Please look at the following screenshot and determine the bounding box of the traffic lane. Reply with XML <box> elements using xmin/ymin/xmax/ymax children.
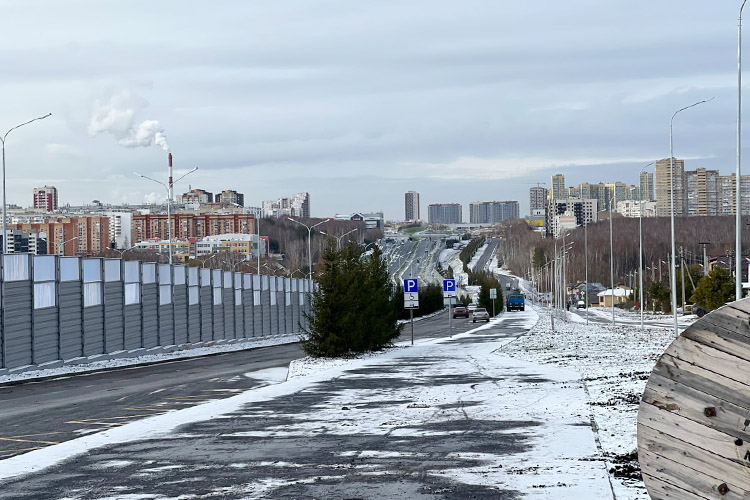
<box><xmin>0</xmin><ymin>314</ymin><xmax>535</xmax><ymax>499</ymax></box>
<box><xmin>0</xmin><ymin>342</ymin><xmax>304</xmax><ymax>460</ymax></box>
<box><xmin>0</xmin><ymin>311</ymin><xmax>468</xmax><ymax>460</ymax></box>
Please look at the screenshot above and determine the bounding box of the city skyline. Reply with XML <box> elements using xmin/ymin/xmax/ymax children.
<box><xmin>0</xmin><ymin>2</ymin><xmax>746</xmax><ymax>220</ymax></box>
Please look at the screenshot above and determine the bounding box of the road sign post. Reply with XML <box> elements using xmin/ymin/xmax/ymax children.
<box><xmin>404</xmin><ymin>279</ymin><xmax>419</xmax><ymax>345</ymax></box>
<box><xmin>490</xmin><ymin>288</ymin><xmax>497</xmax><ymax>317</ymax></box>
<box><xmin>443</xmin><ymin>279</ymin><xmax>456</xmax><ymax>332</ymax></box>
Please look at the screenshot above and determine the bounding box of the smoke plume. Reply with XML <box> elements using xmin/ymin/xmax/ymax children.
<box><xmin>88</xmin><ymin>90</ymin><xmax>170</xmax><ymax>151</ymax></box>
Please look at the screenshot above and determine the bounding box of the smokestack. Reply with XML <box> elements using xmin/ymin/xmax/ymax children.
<box><xmin>168</xmin><ymin>152</ymin><xmax>173</xmax><ymax>184</ymax></box>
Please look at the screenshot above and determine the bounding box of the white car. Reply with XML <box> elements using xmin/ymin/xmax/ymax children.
<box><xmin>472</xmin><ymin>308</ymin><xmax>490</xmax><ymax>323</ymax></box>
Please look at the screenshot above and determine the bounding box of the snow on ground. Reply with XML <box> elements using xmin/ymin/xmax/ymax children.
<box><xmin>500</xmin><ymin>305</ymin><xmax>676</xmax><ymax>499</ymax></box>
<box><xmin>1</xmin><ymin>310</ymin><xmax>619</xmax><ymax>499</ymax></box>
<box><xmin>467</xmin><ymin>241</ymin><xmax>488</xmax><ymax>272</ymax></box>
<box><xmin>0</xmin><ymin>334</ymin><xmax>300</xmax><ymax>385</ymax></box>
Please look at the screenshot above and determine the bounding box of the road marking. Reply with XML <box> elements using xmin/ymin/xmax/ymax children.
<box><xmin>0</xmin><ymin>437</ymin><xmax>60</xmax><ymax>445</ymax></box>
<box><xmin>0</xmin><ymin>432</ymin><xmax>65</xmax><ymax>438</ymax></box>
<box><xmin>123</xmin><ymin>406</ymin><xmax>167</xmax><ymax>412</ymax></box>
<box><xmin>65</xmin><ymin>421</ymin><xmax>123</xmax><ymax>427</ymax></box>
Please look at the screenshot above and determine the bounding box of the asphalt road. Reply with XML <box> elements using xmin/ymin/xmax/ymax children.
<box><xmin>0</xmin><ymin>312</ymin><xmax>536</xmax><ymax>500</ymax></box>
<box><xmin>0</xmin><ymin>312</ymin><xmax>479</xmax><ymax>461</ymax></box>
<box><xmin>472</xmin><ymin>237</ymin><xmax>499</xmax><ymax>273</ymax></box>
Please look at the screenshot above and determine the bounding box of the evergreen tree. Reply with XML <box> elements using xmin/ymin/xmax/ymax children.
<box><xmin>690</xmin><ymin>267</ymin><xmax>734</xmax><ymax>312</ymax></box>
<box><xmin>302</xmin><ymin>243</ymin><xmax>402</xmax><ymax>357</ymax></box>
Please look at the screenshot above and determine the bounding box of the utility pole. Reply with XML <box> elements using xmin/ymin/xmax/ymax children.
<box><xmin>680</xmin><ymin>246</ymin><xmax>686</xmax><ymax>312</ymax></box>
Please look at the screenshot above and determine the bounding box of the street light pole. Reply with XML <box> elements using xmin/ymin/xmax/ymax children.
<box><xmin>134</xmin><ymin>166</ymin><xmax>197</xmax><ymax>265</ymax></box>
<box><xmin>738</xmin><ymin>0</ymin><xmax>748</xmax><ymax>301</ymax></box>
<box><xmin>609</xmin><ymin>195</ymin><xmax>615</xmax><ymax>327</ymax></box>
<box><xmin>670</xmin><ymin>98</ymin><xmax>713</xmax><ymax>336</ymax></box>
<box><xmin>321</xmin><ymin>228</ymin><xmax>358</xmax><ymax>250</ymax></box>
<box><xmin>288</xmin><ymin>217</ymin><xmax>331</xmax><ymax>279</ymax></box>
<box><xmin>639</xmin><ymin>161</ymin><xmax>655</xmax><ymax>331</ymax></box>
<box><xmin>1</xmin><ymin>113</ymin><xmax>52</xmax><ymax>254</ymax></box>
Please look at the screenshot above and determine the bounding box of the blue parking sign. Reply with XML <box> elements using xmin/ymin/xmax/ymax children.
<box><xmin>443</xmin><ymin>279</ymin><xmax>456</xmax><ymax>293</ymax></box>
<box><xmin>404</xmin><ymin>278</ymin><xmax>419</xmax><ymax>293</ymax></box>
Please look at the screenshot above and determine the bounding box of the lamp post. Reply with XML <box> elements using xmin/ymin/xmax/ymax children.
<box><xmin>739</xmin><ymin>0</ymin><xmax>748</xmax><ymax>301</ymax></box>
<box><xmin>59</xmin><ymin>236</ymin><xmax>79</xmax><ymax>256</ymax></box>
<box><xmin>670</xmin><ymin>98</ymin><xmax>713</xmax><ymax>336</ymax></box>
<box><xmin>288</xmin><ymin>217</ymin><xmax>331</xmax><ymax>279</ymax></box>
<box><xmin>584</xmin><ymin>214</ymin><xmax>589</xmax><ymax>325</ymax></box>
<box><xmin>320</xmin><ymin>228</ymin><xmax>358</xmax><ymax>250</ymax></box>
<box><xmin>1</xmin><ymin>113</ymin><xmax>52</xmax><ymax>254</ymax></box>
<box><xmin>639</xmin><ymin>161</ymin><xmax>655</xmax><ymax>331</ymax></box>
<box><xmin>112</xmin><ymin>247</ymin><xmax>133</xmax><ymax>259</ymax></box>
<box><xmin>609</xmin><ymin>195</ymin><xmax>615</xmax><ymax>326</ymax></box>
<box><xmin>134</xmin><ymin>166</ymin><xmax>198</xmax><ymax>265</ymax></box>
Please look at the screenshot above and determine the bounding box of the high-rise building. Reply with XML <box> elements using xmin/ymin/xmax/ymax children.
<box><xmin>132</xmin><ymin>213</ymin><xmax>256</xmax><ymax>243</ymax></box>
<box><xmin>428</xmin><ymin>203</ymin><xmax>462</xmax><ymax>224</ymax></box>
<box><xmin>529</xmin><ymin>187</ymin><xmax>547</xmax><ymax>212</ymax></box>
<box><xmin>685</xmin><ymin>168</ymin><xmax>720</xmax><ymax>216</ymax></box>
<box><xmin>604</xmin><ymin>182</ymin><xmax>630</xmax><ymax>208</ymax></box>
<box><xmin>216</xmin><ymin>189</ymin><xmax>245</xmax><ymax>207</ymax></box>
<box><xmin>546</xmin><ymin>198</ymin><xmax>598</xmax><ymax>237</ymax></box>
<box><xmin>178</xmin><ymin>188</ymin><xmax>213</xmax><ymax>205</ymax></box>
<box><xmin>717</xmin><ymin>174</ymin><xmax>750</xmax><ymax>215</ymax></box>
<box><xmin>404</xmin><ymin>191</ymin><xmax>420</xmax><ymax>221</ymax></box>
<box><xmin>12</xmin><ymin>216</ymin><xmax>110</xmax><ymax>255</ymax></box>
<box><xmin>33</xmin><ymin>186</ymin><xmax>58</xmax><ymax>212</ymax></box>
<box><xmin>639</xmin><ymin>172</ymin><xmax>654</xmax><ymax>201</ymax></box>
<box><xmin>469</xmin><ymin>201</ymin><xmax>519</xmax><ymax>224</ymax></box>
<box><xmin>565</xmin><ymin>186</ymin><xmax>579</xmax><ymax>199</ymax></box>
<box><xmin>655</xmin><ymin>158</ymin><xmax>687</xmax><ymax>216</ymax></box>
<box><xmin>262</xmin><ymin>192</ymin><xmax>310</xmax><ymax>218</ymax></box>
<box><xmin>549</xmin><ymin>174</ymin><xmax>565</xmax><ymax>201</ymax></box>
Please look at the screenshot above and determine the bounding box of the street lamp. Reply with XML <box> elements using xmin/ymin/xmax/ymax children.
<box><xmin>739</xmin><ymin>0</ymin><xmax>748</xmax><ymax>301</ymax></box>
<box><xmin>669</xmin><ymin>98</ymin><xmax>713</xmax><ymax>335</ymax></box>
<box><xmin>1</xmin><ymin>113</ymin><xmax>52</xmax><ymax>254</ymax></box>
<box><xmin>134</xmin><ymin>166</ymin><xmax>198</xmax><ymax>265</ymax></box>
<box><xmin>609</xmin><ymin>195</ymin><xmax>616</xmax><ymax>326</ymax></box>
<box><xmin>639</xmin><ymin>161</ymin><xmax>655</xmax><ymax>331</ymax></box>
<box><xmin>320</xmin><ymin>228</ymin><xmax>358</xmax><ymax>250</ymax></box>
<box><xmin>59</xmin><ymin>235</ymin><xmax>79</xmax><ymax>256</ymax></box>
<box><xmin>288</xmin><ymin>217</ymin><xmax>331</xmax><ymax>279</ymax></box>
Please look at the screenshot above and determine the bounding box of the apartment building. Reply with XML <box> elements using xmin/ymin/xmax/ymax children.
<box><xmin>685</xmin><ymin>168</ymin><xmax>720</xmax><ymax>216</ymax></box>
<box><xmin>639</xmin><ymin>172</ymin><xmax>654</xmax><ymax>201</ymax></box>
<box><xmin>404</xmin><ymin>191</ymin><xmax>420</xmax><ymax>221</ymax></box>
<box><xmin>132</xmin><ymin>213</ymin><xmax>256</xmax><ymax>244</ymax></box>
<box><xmin>529</xmin><ymin>187</ymin><xmax>547</xmax><ymax>212</ymax></box>
<box><xmin>546</xmin><ymin>198</ymin><xmax>598</xmax><ymax>236</ymax></box>
<box><xmin>549</xmin><ymin>174</ymin><xmax>565</xmax><ymax>201</ymax></box>
<box><xmin>215</xmin><ymin>190</ymin><xmax>245</xmax><ymax>207</ymax></box>
<box><xmin>12</xmin><ymin>216</ymin><xmax>110</xmax><ymax>255</ymax></box>
<box><xmin>655</xmin><ymin>158</ymin><xmax>688</xmax><ymax>216</ymax></box>
<box><xmin>428</xmin><ymin>203</ymin><xmax>463</xmax><ymax>224</ymax></box>
<box><xmin>469</xmin><ymin>201</ymin><xmax>519</xmax><ymax>224</ymax></box>
<box><xmin>263</xmin><ymin>192</ymin><xmax>310</xmax><ymax>218</ymax></box>
<box><xmin>33</xmin><ymin>186</ymin><xmax>58</xmax><ymax>212</ymax></box>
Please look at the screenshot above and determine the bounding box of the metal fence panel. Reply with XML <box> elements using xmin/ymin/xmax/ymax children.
<box><xmin>4</xmin><ymin>280</ymin><xmax>33</xmax><ymax>368</ymax></box>
<box><xmin>242</xmin><ymin>274</ymin><xmax>253</xmax><ymax>338</ymax></box>
<box><xmin>200</xmin><ymin>268</ymin><xmax>213</xmax><ymax>341</ymax></box>
<box><xmin>59</xmin><ymin>280</ymin><xmax>83</xmax><ymax>360</ymax></box>
<box><xmin>212</xmin><ymin>270</ymin><xmax>225</xmax><ymax>340</ymax></box>
<box><xmin>103</xmin><ymin>281</ymin><xmax>125</xmax><ymax>353</ymax></box>
<box><xmin>173</xmin><ymin>267</ymin><xmax>188</xmax><ymax>345</ymax></box>
<box><xmin>141</xmin><ymin>283</ymin><xmax>159</xmax><ymax>349</ymax></box>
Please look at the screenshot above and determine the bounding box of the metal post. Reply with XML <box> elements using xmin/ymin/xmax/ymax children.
<box><xmin>585</xmin><ymin>216</ymin><xmax>589</xmax><ymax>325</ymax></box>
<box><xmin>680</xmin><ymin>246</ymin><xmax>686</xmax><ymax>312</ymax></box>
<box><xmin>1</xmin><ymin>113</ymin><xmax>52</xmax><ymax>254</ymax></box>
<box><xmin>410</xmin><ymin>308</ymin><xmax>414</xmax><ymax>345</ymax></box>
<box><xmin>670</xmin><ymin>98</ymin><xmax>713</xmax><ymax>335</ymax></box>
<box><xmin>639</xmin><ymin>162</ymin><xmax>653</xmax><ymax>331</ymax></box>
<box><xmin>738</xmin><ymin>0</ymin><xmax>747</xmax><ymax>301</ymax></box>
<box><xmin>610</xmin><ymin>196</ymin><xmax>615</xmax><ymax>326</ymax></box>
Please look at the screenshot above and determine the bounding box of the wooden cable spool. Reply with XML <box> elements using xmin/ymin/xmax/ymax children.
<box><xmin>637</xmin><ymin>299</ymin><xmax>750</xmax><ymax>498</ymax></box>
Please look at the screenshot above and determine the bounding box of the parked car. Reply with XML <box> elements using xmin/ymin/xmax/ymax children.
<box><xmin>468</xmin><ymin>303</ymin><xmax>478</xmax><ymax>312</ymax></box>
<box><xmin>506</xmin><ymin>293</ymin><xmax>525</xmax><ymax>312</ymax></box>
<box><xmin>577</xmin><ymin>300</ymin><xmax>586</xmax><ymax>309</ymax></box>
<box><xmin>452</xmin><ymin>305</ymin><xmax>469</xmax><ymax>318</ymax></box>
<box><xmin>472</xmin><ymin>307</ymin><xmax>490</xmax><ymax>323</ymax></box>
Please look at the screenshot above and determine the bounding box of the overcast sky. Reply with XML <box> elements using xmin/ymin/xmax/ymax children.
<box><xmin>0</xmin><ymin>1</ymin><xmax>746</xmax><ymax>220</ymax></box>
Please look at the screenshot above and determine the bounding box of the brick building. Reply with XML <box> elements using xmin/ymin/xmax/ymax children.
<box><xmin>132</xmin><ymin>213</ymin><xmax>256</xmax><ymax>244</ymax></box>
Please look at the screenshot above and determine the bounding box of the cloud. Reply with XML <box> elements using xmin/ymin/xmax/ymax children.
<box><xmin>88</xmin><ymin>89</ymin><xmax>170</xmax><ymax>151</ymax></box>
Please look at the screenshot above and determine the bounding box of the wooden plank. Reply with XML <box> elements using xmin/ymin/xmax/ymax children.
<box><xmin>638</xmin><ymin>422</ymin><xmax>750</xmax><ymax>495</ymax></box>
<box><xmin>639</xmin><ymin>300</ymin><xmax>750</xmax><ymax>498</ymax></box>
<box><xmin>642</xmin><ymin>471</ymin><xmax>744</xmax><ymax>500</ymax></box>
<box><xmin>665</xmin><ymin>336</ymin><xmax>750</xmax><ymax>386</ymax></box>
<box><xmin>638</xmin><ymin>403</ymin><xmax>749</xmax><ymax>469</ymax></box>
<box><xmin>700</xmin><ymin>304</ymin><xmax>750</xmax><ymax>341</ymax></box>
<box><xmin>683</xmin><ymin>325</ymin><xmax>750</xmax><ymax>364</ymax></box>
<box><xmin>642</xmin><ymin>372</ymin><xmax>750</xmax><ymax>443</ymax></box>
<box><xmin>651</xmin><ymin>354</ymin><xmax>750</xmax><ymax>412</ymax></box>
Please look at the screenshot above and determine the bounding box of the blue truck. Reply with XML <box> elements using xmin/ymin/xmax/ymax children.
<box><xmin>506</xmin><ymin>293</ymin><xmax>525</xmax><ymax>312</ymax></box>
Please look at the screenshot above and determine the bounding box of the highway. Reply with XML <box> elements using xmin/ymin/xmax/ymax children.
<box><xmin>0</xmin><ymin>312</ymin><xmax>479</xmax><ymax>460</ymax></box>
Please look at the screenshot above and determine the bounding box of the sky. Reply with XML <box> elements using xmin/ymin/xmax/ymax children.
<box><xmin>0</xmin><ymin>1</ymin><xmax>746</xmax><ymax>220</ymax></box>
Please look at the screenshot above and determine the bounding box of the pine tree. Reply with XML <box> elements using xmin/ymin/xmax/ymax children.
<box><xmin>301</xmin><ymin>244</ymin><xmax>402</xmax><ymax>357</ymax></box>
